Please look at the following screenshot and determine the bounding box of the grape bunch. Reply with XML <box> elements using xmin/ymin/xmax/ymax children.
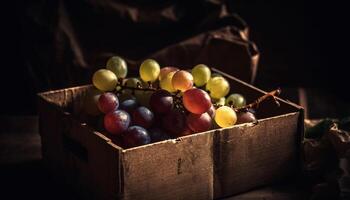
<box><xmin>87</xmin><ymin>56</ymin><xmax>257</xmax><ymax>148</ymax></box>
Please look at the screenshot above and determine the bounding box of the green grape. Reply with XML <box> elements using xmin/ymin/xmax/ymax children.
<box><xmin>139</xmin><ymin>59</ymin><xmax>160</xmax><ymax>82</ymax></box>
<box><xmin>215</xmin><ymin>97</ymin><xmax>226</xmax><ymax>106</ymax></box>
<box><xmin>192</xmin><ymin>64</ymin><xmax>211</xmax><ymax>87</ymax></box>
<box><xmin>116</xmin><ymin>85</ymin><xmax>122</xmax><ymax>92</ymax></box>
<box><xmin>124</xmin><ymin>78</ymin><xmax>141</xmax><ymax>89</ymax></box>
<box><xmin>92</xmin><ymin>69</ymin><xmax>118</xmax><ymax>91</ymax></box>
<box><xmin>106</xmin><ymin>56</ymin><xmax>128</xmax><ymax>78</ymax></box>
<box><xmin>119</xmin><ymin>78</ymin><xmax>141</xmax><ymax>101</ymax></box>
<box><xmin>160</xmin><ymin>71</ymin><xmax>176</xmax><ymax>92</ymax></box>
<box><xmin>205</xmin><ymin>77</ymin><xmax>230</xmax><ymax>99</ymax></box>
<box><xmin>225</xmin><ymin>93</ymin><xmax>246</xmax><ymax>108</ymax></box>
<box><xmin>214</xmin><ymin>106</ymin><xmax>237</xmax><ymax>128</ymax></box>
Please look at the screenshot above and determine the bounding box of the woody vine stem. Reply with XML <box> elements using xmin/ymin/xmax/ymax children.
<box><xmin>114</xmin><ymin>78</ymin><xmax>281</xmax><ymax>113</ymax></box>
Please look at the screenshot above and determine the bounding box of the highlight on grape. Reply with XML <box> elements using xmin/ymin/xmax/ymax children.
<box><xmin>87</xmin><ymin>56</ymin><xmax>279</xmax><ymax>148</ymax></box>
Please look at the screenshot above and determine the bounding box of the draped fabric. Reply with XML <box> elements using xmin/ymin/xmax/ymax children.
<box><xmin>22</xmin><ymin>0</ymin><xmax>258</xmax><ymax>92</ymax></box>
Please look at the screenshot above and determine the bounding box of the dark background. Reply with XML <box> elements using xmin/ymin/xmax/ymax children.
<box><xmin>0</xmin><ymin>1</ymin><xmax>349</xmax><ymax>199</ymax></box>
<box><xmin>1</xmin><ymin>0</ymin><xmax>348</xmax><ymax>116</ymax></box>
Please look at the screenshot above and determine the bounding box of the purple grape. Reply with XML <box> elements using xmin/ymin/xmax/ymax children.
<box><xmin>120</xmin><ymin>99</ymin><xmax>138</xmax><ymax>113</ymax></box>
<box><xmin>104</xmin><ymin>110</ymin><xmax>130</xmax><ymax>135</ymax></box>
<box><xmin>150</xmin><ymin>90</ymin><xmax>173</xmax><ymax>114</ymax></box>
<box><xmin>132</xmin><ymin>106</ymin><xmax>154</xmax><ymax>128</ymax></box>
<box><xmin>162</xmin><ymin>110</ymin><xmax>187</xmax><ymax>137</ymax></box>
<box><xmin>122</xmin><ymin>126</ymin><xmax>151</xmax><ymax>148</ymax></box>
<box><xmin>149</xmin><ymin>128</ymin><xmax>171</xmax><ymax>142</ymax></box>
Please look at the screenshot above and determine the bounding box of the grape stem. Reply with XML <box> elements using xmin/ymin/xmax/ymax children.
<box><xmin>115</xmin><ymin>77</ymin><xmax>281</xmax><ymax>114</ymax></box>
<box><xmin>234</xmin><ymin>88</ymin><xmax>282</xmax><ymax>112</ymax></box>
<box><xmin>121</xmin><ymin>85</ymin><xmax>157</xmax><ymax>92</ymax></box>
<box><xmin>115</xmin><ymin>78</ymin><xmax>157</xmax><ymax>93</ymax></box>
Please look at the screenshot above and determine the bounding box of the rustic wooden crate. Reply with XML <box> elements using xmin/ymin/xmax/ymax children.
<box><xmin>38</xmin><ymin>69</ymin><xmax>304</xmax><ymax>200</ymax></box>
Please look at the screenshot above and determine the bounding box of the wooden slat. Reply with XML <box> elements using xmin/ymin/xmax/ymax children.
<box><xmin>38</xmin><ymin>88</ymin><xmax>122</xmax><ymax>200</ymax></box>
<box><xmin>37</xmin><ymin>69</ymin><xmax>303</xmax><ymax>199</ymax></box>
<box><xmin>214</xmin><ymin>112</ymin><xmax>300</xmax><ymax>198</ymax></box>
<box><xmin>121</xmin><ymin>131</ymin><xmax>215</xmax><ymax>200</ymax></box>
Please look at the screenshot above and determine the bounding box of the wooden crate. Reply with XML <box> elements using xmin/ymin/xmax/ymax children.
<box><xmin>38</xmin><ymin>69</ymin><xmax>304</xmax><ymax>200</ymax></box>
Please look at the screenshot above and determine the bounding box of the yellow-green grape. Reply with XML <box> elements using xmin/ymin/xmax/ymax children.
<box><xmin>215</xmin><ymin>97</ymin><xmax>226</xmax><ymax>106</ymax></box>
<box><xmin>192</xmin><ymin>64</ymin><xmax>211</xmax><ymax>87</ymax></box>
<box><xmin>206</xmin><ymin>76</ymin><xmax>230</xmax><ymax>99</ymax></box>
<box><xmin>119</xmin><ymin>78</ymin><xmax>141</xmax><ymax>101</ymax></box>
<box><xmin>92</xmin><ymin>69</ymin><xmax>117</xmax><ymax>91</ymax></box>
<box><xmin>139</xmin><ymin>59</ymin><xmax>160</xmax><ymax>82</ymax></box>
<box><xmin>160</xmin><ymin>71</ymin><xmax>176</xmax><ymax>92</ymax></box>
<box><xmin>106</xmin><ymin>56</ymin><xmax>128</xmax><ymax>78</ymax></box>
<box><xmin>214</xmin><ymin>106</ymin><xmax>237</xmax><ymax>128</ymax></box>
<box><xmin>116</xmin><ymin>85</ymin><xmax>122</xmax><ymax>92</ymax></box>
<box><xmin>83</xmin><ymin>88</ymin><xmax>102</xmax><ymax>116</ymax></box>
<box><xmin>124</xmin><ymin>78</ymin><xmax>141</xmax><ymax>90</ymax></box>
<box><xmin>225</xmin><ymin>93</ymin><xmax>246</xmax><ymax>108</ymax></box>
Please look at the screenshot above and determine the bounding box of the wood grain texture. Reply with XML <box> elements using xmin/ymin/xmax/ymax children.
<box><xmin>37</xmin><ymin>70</ymin><xmax>303</xmax><ymax>199</ymax></box>
<box><xmin>214</xmin><ymin>112</ymin><xmax>300</xmax><ymax>198</ymax></box>
<box><xmin>122</xmin><ymin>131</ymin><xmax>215</xmax><ymax>200</ymax></box>
<box><xmin>38</xmin><ymin>93</ymin><xmax>121</xmax><ymax>200</ymax></box>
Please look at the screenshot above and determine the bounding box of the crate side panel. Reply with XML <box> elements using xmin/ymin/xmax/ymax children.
<box><xmin>214</xmin><ymin>112</ymin><xmax>300</xmax><ymax>198</ymax></box>
<box><xmin>38</xmin><ymin>91</ymin><xmax>121</xmax><ymax>200</ymax></box>
<box><xmin>38</xmin><ymin>96</ymin><xmax>67</xmax><ymax>178</ymax></box>
<box><xmin>66</xmin><ymin>118</ymin><xmax>121</xmax><ymax>200</ymax></box>
<box><xmin>39</xmin><ymin>85</ymin><xmax>91</xmax><ymax>107</ymax></box>
<box><xmin>121</xmin><ymin>132</ymin><xmax>214</xmax><ymax>200</ymax></box>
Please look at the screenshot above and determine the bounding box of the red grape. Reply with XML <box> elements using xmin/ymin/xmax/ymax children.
<box><xmin>183</xmin><ymin>88</ymin><xmax>212</xmax><ymax>114</ymax></box>
<box><xmin>186</xmin><ymin>112</ymin><xmax>212</xmax><ymax>133</ymax></box>
<box><xmin>132</xmin><ymin>106</ymin><xmax>154</xmax><ymax>128</ymax></box>
<box><xmin>207</xmin><ymin>105</ymin><xmax>216</xmax><ymax>118</ymax></box>
<box><xmin>150</xmin><ymin>90</ymin><xmax>173</xmax><ymax>114</ymax></box>
<box><xmin>98</xmin><ymin>92</ymin><xmax>119</xmax><ymax>114</ymax></box>
<box><xmin>236</xmin><ymin>111</ymin><xmax>257</xmax><ymax>124</ymax></box>
<box><xmin>162</xmin><ymin>110</ymin><xmax>187</xmax><ymax>137</ymax></box>
<box><xmin>104</xmin><ymin>110</ymin><xmax>130</xmax><ymax>135</ymax></box>
<box><xmin>122</xmin><ymin>126</ymin><xmax>151</xmax><ymax>148</ymax></box>
<box><xmin>178</xmin><ymin>125</ymin><xmax>193</xmax><ymax>137</ymax></box>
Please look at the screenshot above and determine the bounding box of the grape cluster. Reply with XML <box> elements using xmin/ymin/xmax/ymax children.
<box><xmin>87</xmin><ymin>56</ymin><xmax>257</xmax><ymax>148</ymax></box>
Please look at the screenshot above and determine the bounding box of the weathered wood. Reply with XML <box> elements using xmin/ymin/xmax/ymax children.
<box><xmin>122</xmin><ymin>131</ymin><xmax>215</xmax><ymax>200</ymax></box>
<box><xmin>37</xmin><ymin>71</ymin><xmax>303</xmax><ymax>200</ymax></box>
<box><xmin>38</xmin><ymin>90</ymin><xmax>121</xmax><ymax>200</ymax></box>
<box><xmin>214</xmin><ymin>112</ymin><xmax>300</xmax><ymax>198</ymax></box>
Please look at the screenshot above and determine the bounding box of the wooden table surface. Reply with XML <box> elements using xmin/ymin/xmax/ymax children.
<box><xmin>0</xmin><ymin>116</ymin><xmax>310</xmax><ymax>200</ymax></box>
